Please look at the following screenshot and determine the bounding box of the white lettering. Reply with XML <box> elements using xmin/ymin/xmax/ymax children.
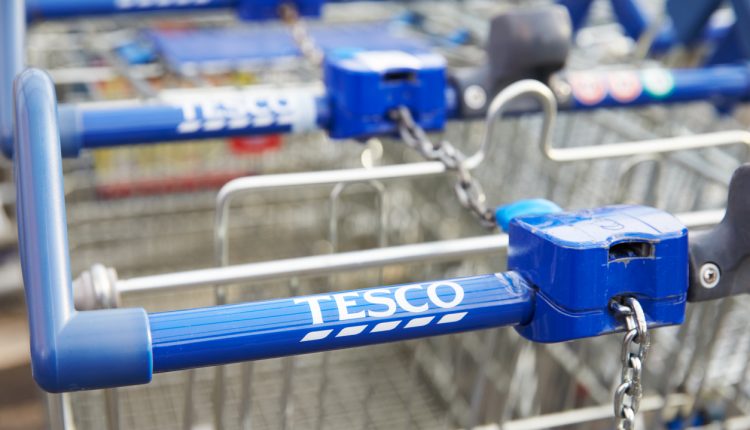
<box><xmin>394</xmin><ymin>285</ymin><xmax>428</xmax><ymax>313</ymax></box>
<box><xmin>427</xmin><ymin>282</ymin><xmax>464</xmax><ymax>309</ymax></box>
<box><xmin>364</xmin><ymin>289</ymin><xmax>397</xmax><ymax>317</ymax></box>
<box><xmin>172</xmin><ymin>93</ymin><xmax>297</xmax><ymax>134</ymax></box>
<box><xmin>294</xmin><ymin>295</ymin><xmax>332</xmax><ymax>325</ymax></box>
<box><xmin>333</xmin><ymin>292</ymin><xmax>365</xmax><ymax>320</ymax></box>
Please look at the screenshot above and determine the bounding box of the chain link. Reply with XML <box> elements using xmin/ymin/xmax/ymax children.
<box><xmin>389</xmin><ymin>107</ymin><xmax>496</xmax><ymax>228</ymax></box>
<box><xmin>280</xmin><ymin>4</ymin><xmax>324</xmax><ymax>67</ymax></box>
<box><xmin>610</xmin><ymin>297</ymin><xmax>650</xmax><ymax>430</ymax></box>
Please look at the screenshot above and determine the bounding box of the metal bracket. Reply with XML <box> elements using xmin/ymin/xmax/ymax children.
<box><xmin>688</xmin><ymin>164</ymin><xmax>750</xmax><ymax>301</ymax></box>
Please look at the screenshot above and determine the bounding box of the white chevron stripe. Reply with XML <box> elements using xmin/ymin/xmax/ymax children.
<box><xmin>300</xmin><ymin>312</ymin><xmax>470</xmax><ymax>341</ymax></box>
<box><xmin>437</xmin><ymin>312</ymin><xmax>468</xmax><ymax>324</ymax></box>
<box><xmin>336</xmin><ymin>325</ymin><xmax>368</xmax><ymax>337</ymax></box>
<box><xmin>300</xmin><ymin>330</ymin><xmax>333</xmax><ymax>342</ymax></box>
<box><xmin>404</xmin><ymin>316</ymin><xmax>435</xmax><ymax>328</ymax></box>
<box><xmin>371</xmin><ymin>321</ymin><xmax>401</xmax><ymax>333</ymax></box>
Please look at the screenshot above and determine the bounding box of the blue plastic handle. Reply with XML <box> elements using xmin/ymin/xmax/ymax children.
<box><xmin>563</xmin><ymin>65</ymin><xmax>750</xmax><ymax>110</ymax></box>
<box><xmin>14</xmin><ymin>69</ymin><xmax>152</xmax><ymax>393</ymax></box>
<box><xmin>150</xmin><ymin>272</ymin><xmax>534</xmax><ymax>372</ymax></box>
<box><xmin>53</xmin><ymin>92</ymin><xmax>328</xmax><ymax>157</ymax></box>
<box><xmin>25</xmin><ymin>0</ymin><xmax>235</xmax><ymax>19</ymax></box>
<box><xmin>25</xmin><ymin>0</ymin><xmax>323</xmax><ymax>21</ymax></box>
<box><xmin>12</xmin><ymin>63</ymin><xmax>750</xmax><ymax>157</ymax></box>
<box><xmin>560</xmin><ymin>0</ymin><xmax>730</xmax><ymax>54</ymax></box>
<box><xmin>6</xmin><ymin>64</ymin><xmax>750</xmax><ymax>158</ymax></box>
<box><xmin>15</xmin><ymin>68</ymin><xmax>537</xmax><ymax>391</ymax></box>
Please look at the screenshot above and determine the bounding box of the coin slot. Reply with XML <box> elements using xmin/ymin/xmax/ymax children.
<box><xmin>608</xmin><ymin>241</ymin><xmax>653</xmax><ymax>261</ymax></box>
<box><xmin>383</xmin><ymin>71</ymin><xmax>417</xmax><ymax>83</ymax></box>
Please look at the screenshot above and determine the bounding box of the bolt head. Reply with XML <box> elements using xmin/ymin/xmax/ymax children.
<box><xmin>699</xmin><ymin>263</ymin><xmax>720</xmax><ymax>289</ymax></box>
<box><xmin>464</xmin><ymin>85</ymin><xmax>487</xmax><ymax>111</ymax></box>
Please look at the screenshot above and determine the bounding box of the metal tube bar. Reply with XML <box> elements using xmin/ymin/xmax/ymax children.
<box><xmin>148</xmin><ymin>272</ymin><xmax>534</xmax><ymax>372</ymax></box>
<box><xmin>46</xmin><ymin>65</ymin><xmax>164</xmax><ymax>85</ymax></box>
<box><xmin>547</xmin><ymin>130</ymin><xmax>750</xmax><ymax>161</ymax></box>
<box><xmin>115</xmin><ymin>208</ymin><xmax>722</xmax><ymax>295</ymax></box>
<box><xmin>500</xmin><ymin>393</ymin><xmax>692</xmax><ymax>430</ymax></box>
<box><xmin>484</xmin><ymin>80</ymin><xmax>750</xmax><ymax>164</ymax></box>
<box><xmin>118</xmin><ymin>234</ymin><xmax>506</xmax><ymax>294</ymax></box>
<box><xmin>214</xmin><ymin>162</ymin><xmax>446</xmax><ymax>266</ymax></box>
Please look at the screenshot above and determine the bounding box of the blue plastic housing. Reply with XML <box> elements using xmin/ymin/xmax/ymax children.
<box><xmin>325</xmin><ymin>49</ymin><xmax>447</xmax><ymax>139</ymax></box>
<box><xmin>508</xmin><ymin>205</ymin><xmax>689</xmax><ymax>342</ymax></box>
<box><xmin>237</xmin><ymin>0</ymin><xmax>322</xmax><ymax>20</ymax></box>
<box><xmin>495</xmin><ymin>199</ymin><xmax>562</xmax><ymax>232</ymax></box>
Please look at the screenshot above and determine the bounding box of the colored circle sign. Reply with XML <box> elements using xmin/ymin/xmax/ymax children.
<box><xmin>641</xmin><ymin>69</ymin><xmax>675</xmax><ymax>98</ymax></box>
<box><xmin>568</xmin><ymin>72</ymin><xmax>606</xmax><ymax>106</ymax></box>
<box><xmin>607</xmin><ymin>71</ymin><xmax>642</xmax><ymax>103</ymax></box>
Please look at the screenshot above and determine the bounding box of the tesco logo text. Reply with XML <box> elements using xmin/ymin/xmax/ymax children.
<box><xmin>294</xmin><ymin>281</ymin><xmax>464</xmax><ymax>325</ymax></box>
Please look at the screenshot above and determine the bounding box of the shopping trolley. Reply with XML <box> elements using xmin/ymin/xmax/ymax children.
<box><xmin>8</xmin><ymin>2</ymin><xmax>750</xmax><ymax>430</ymax></box>
<box><xmin>12</xmin><ymin>64</ymin><xmax>750</xmax><ymax>430</ymax></box>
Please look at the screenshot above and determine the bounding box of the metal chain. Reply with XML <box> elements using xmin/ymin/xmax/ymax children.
<box><xmin>389</xmin><ymin>106</ymin><xmax>496</xmax><ymax>228</ymax></box>
<box><xmin>280</xmin><ymin>4</ymin><xmax>324</xmax><ymax>67</ymax></box>
<box><xmin>610</xmin><ymin>297</ymin><xmax>650</xmax><ymax>430</ymax></box>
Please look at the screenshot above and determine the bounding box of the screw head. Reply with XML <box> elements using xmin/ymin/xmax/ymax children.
<box><xmin>464</xmin><ymin>85</ymin><xmax>487</xmax><ymax>111</ymax></box>
<box><xmin>699</xmin><ymin>263</ymin><xmax>720</xmax><ymax>289</ymax></box>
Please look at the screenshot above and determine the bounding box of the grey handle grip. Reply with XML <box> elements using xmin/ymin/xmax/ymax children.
<box><xmin>449</xmin><ymin>6</ymin><xmax>571</xmax><ymax>117</ymax></box>
<box><xmin>689</xmin><ymin>164</ymin><xmax>750</xmax><ymax>301</ymax></box>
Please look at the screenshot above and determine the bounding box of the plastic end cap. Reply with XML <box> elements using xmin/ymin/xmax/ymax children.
<box><xmin>32</xmin><ymin>308</ymin><xmax>152</xmax><ymax>393</ymax></box>
<box><xmin>495</xmin><ymin>199</ymin><xmax>562</xmax><ymax>232</ymax></box>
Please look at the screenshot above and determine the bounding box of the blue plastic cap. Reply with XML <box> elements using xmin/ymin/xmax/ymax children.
<box><xmin>508</xmin><ymin>205</ymin><xmax>688</xmax><ymax>342</ymax></box>
<box><xmin>325</xmin><ymin>49</ymin><xmax>447</xmax><ymax>139</ymax></box>
<box><xmin>33</xmin><ymin>310</ymin><xmax>153</xmax><ymax>393</ymax></box>
<box><xmin>3</xmin><ymin>104</ymin><xmax>82</xmax><ymax>159</ymax></box>
<box><xmin>495</xmin><ymin>199</ymin><xmax>562</xmax><ymax>232</ymax></box>
<box><xmin>57</xmin><ymin>105</ymin><xmax>82</xmax><ymax>157</ymax></box>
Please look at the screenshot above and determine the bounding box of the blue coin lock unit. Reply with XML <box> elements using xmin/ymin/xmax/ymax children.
<box><xmin>324</xmin><ymin>49</ymin><xmax>447</xmax><ymax>139</ymax></box>
<box><xmin>507</xmin><ymin>205</ymin><xmax>689</xmax><ymax>343</ymax></box>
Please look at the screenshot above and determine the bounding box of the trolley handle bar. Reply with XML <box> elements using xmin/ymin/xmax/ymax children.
<box><xmin>149</xmin><ymin>273</ymin><xmax>534</xmax><ymax>372</ymax></box>
<box><xmin>14</xmin><ymin>69</ymin><xmax>152</xmax><ymax>393</ymax></box>
<box><xmin>25</xmin><ymin>0</ymin><xmax>323</xmax><ymax>21</ymax></box>
<box><xmin>32</xmin><ymin>63</ymin><xmax>750</xmax><ymax>159</ymax></box>
<box><xmin>14</xmin><ymin>68</ymin><xmax>535</xmax><ymax>392</ymax></box>
<box><xmin>26</xmin><ymin>0</ymin><xmax>233</xmax><ymax>18</ymax></box>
